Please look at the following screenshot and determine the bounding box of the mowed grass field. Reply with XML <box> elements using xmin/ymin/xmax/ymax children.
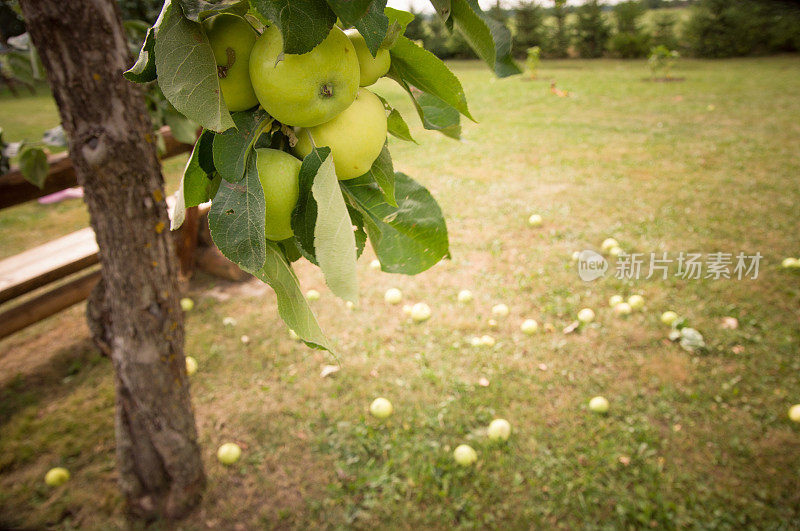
<box><xmin>1</xmin><ymin>57</ymin><xmax>800</xmax><ymax>528</ymax></box>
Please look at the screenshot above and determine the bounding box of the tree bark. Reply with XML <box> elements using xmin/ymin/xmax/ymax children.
<box><xmin>19</xmin><ymin>0</ymin><xmax>205</xmax><ymax>520</ymax></box>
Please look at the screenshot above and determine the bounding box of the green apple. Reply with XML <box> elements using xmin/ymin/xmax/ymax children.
<box><xmin>345</xmin><ymin>29</ymin><xmax>390</xmax><ymax>86</ymax></box>
<box><xmin>613</xmin><ymin>302</ymin><xmax>632</xmax><ymax>316</ymax></box>
<box><xmin>609</xmin><ymin>246</ymin><xmax>623</xmax><ymax>258</ymax></box>
<box><xmin>577</xmin><ymin>308</ymin><xmax>595</xmax><ymax>324</ymax></box>
<box><xmin>185</xmin><ymin>356</ymin><xmax>198</xmax><ymax>375</ymax></box>
<box><xmin>782</xmin><ymin>257</ymin><xmax>799</xmax><ymax>268</ymax></box>
<box><xmin>44</xmin><ymin>467</ymin><xmax>70</xmax><ymax>486</ymax></box>
<box><xmin>180</xmin><ymin>297</ymin><xmax>194</xmax><ymax>311</ymax></box>
<box><xmin>249</xmin><ymin>25</ymin><xmax>359</xmax><ymax>127</ymax></box>
<box><xmin>488</xmin><ymin>319</ymin><xmax>499</xmax><ymax>329</ymax></box>
<box><xmin>492</xmin><ymin>303</ymin><xmax>510</xmax><ymax>318</ymax></box>
<box><xmin>627</xmin><ymin>294</ymin><xmax>645</xmax><ymax>311</ymax></box>
<box><xmin>480</xmin><ymin>334</ymin><xmax>496</xmax><ymax>347</ymax></box>
<box><xmin>521</xmin><ymin>318</ymin><xmax>538</xmax><ymax>335</ymax></box>
<box><xmin>295</xmin><ymin>88</ymin><xmax>387</xmax><ymax>180</ymax></box>
<box><xmin>487</xmin><ymin>419</ymin><xmax>511</xmax><ymax>441</ymax></box>
<box><xmin>601</xmin><ymin>238</ymin><xmax>619</xmax><ymax>254</ymax></box>
<box><xmin>255</xmin><ymin>148</ymin><xmax>301</xmax><ymax>241</ymax></box>
<box><xmin>370</xmin><ymin>397</ymin><xmax>393</xmax><ymax>419</ymax></box>
<box><xmin>528</xmin><ymin>214</ymin><xmax>543</xmax><ymax>227</ymax></box>
<box><xmin>589</xmin><ymin>396</ymin><xmax>609</xmax><ymax>413</ymax></box>
<box><xmin>789</xmin><ymin>404</ymin><xmax>800</xmax><ymax>423</ymax></box>
<box><xmin>453</xmin><ymin>444</ymin><xmax>477</xmax><ymax>466</ymax></box>
<box><xmin>411</xmin><ymin>302</ymin><xmax>431</xmax><ymax>323</ymax></box>
<box><xmin>217</xmin><ymin>443</ymin><xmax>242</xmax><ymax>465</ymax></box>
<box><xmin>608</xmin><ymin>295</ymin><xmax>623</xmax><ymax>307</ymax></box>
<box><xmin>457</xmin><ymin>290</ymin><xmax>473</xmax><ymax>303</ymax></box>
<box><xmin>203</xmin><ymin>14</ymin><xmax>259</xmax><ymax>112</ymax></box>
<box><xmin>370</xmin><ymin>259</ymin><xmax>382</xmax><ymax>270</ymax></box>
<box><xmin>384</xmin><ymin>288</ymin><xmax>402</xmax><ymax>304</ymax></box>
<box><xmin>306</xmin><ymin>289</ymin><xmax>321</xmax><ymax>301</ymax></box>
<box><xmin>660</xmin><ymin>311</ymin><xmax>679</xmax><ymax>325</ymax></box>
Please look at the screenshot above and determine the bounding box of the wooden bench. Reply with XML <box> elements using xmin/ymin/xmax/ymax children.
<box><xmin>0</xmin><ymin>127</ymin><xmax>194</xmax><ymax>339</ymax></box>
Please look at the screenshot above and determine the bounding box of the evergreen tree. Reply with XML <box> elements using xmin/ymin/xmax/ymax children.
<box><xmin>573</xmin><ymin>0</ymin><xmax>611</xmax><ymax>58</ymax></box>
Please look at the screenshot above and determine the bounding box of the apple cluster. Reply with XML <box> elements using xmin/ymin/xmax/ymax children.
<box><xmin>204</xmin><ymin>15</ymin><xmax>392</xmax><ymax>241</ymax></box>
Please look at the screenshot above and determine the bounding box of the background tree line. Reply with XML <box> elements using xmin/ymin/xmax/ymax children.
<box><xmin>399</xmin><ymin>0</ymin><xmax>800</xmax><ymax>60</ymax></box>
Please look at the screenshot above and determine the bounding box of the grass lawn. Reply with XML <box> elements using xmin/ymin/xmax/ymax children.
<box><xmin>1</xmin><ymin>56</ymin><xmax>799</xmax><ymax>528</ymax></box>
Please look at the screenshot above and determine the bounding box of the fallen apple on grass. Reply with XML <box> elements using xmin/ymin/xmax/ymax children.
<box><xmin>185</xmin><ymin>356</ymin><xmax>198</xmax><ymax>375</ymax></box>
<box><xmin>384</xmin><ymin>288</ymin><xmax>403</xmax><ymax>304</ymax></box>
<box><xmin>306</xmin><ymin>289</ymin><xmax>321</xmax><ymax>301</ymax></box>
<box><xmin>601</xmin><ymin>238</ymin><xmax>619</xmax><ymax>254</ymax></box>
<box><xmin>608</xmin><ymin>295</ymin><xmax>624</xmax><ymax>307</ymax></box>
<box><xmin>44</xmin><ymin>467</ymin><xmax>70</xmax><ymax>487</ymax></box>
<box><xmin>660</xmin><ymin>311</ymin><xmax>679</xmax><ymax>325</ymax></box>
<box><xmin>628</xmin><ymin>295</ymin><xmax>645</xmax><ymax>311</ymax></box>
<box><xmin>613</xmin><ymin>302</ymin><xmax>632</xmax><ymax>316</ymax></box>
<box><xmin>457</xmin><ymin>290</ymin><xmax>474</xmax><ymax>303</ymax></box>
<box><xmin>453</xmin><ymin>444</ymin><xmax>478</xmax><ymax>466</ymax></box>
<box><xmin>589</xmin><ymin>396</ymin><xmax>609</xmax><ymax>414</ymax></box>
<box><xmin>521</xmin><ymin>319</ymin><xmax>538</xmax><ymax>335</ymax></box>
<box><xmin>370</xmin><ymin>397</ymin><xmax>393</xmax><ymax>419</ymax></box>
<box><xmin>527</xmin><ymin>214</ymin><xmax>543</xmax><ymax>227</ymax></box>
<box><xmin>491</xmin><ymin>303</ymin><xmax>509</xmax><ymax>318</ymax></box>
<box><xmin>487</xmin><ymin>419</ymin><xmax>511</xmax><ymax>441</ymax></box>
<box><xmin>217</xmin><ymin>443</ymin><xmax>242</xmax><ymax>465</ymax></box>
<box><xmin>180</xmin><ymin>297</ymin><xmax>194</xmax><ymax>311</ymax></box>
<box><xmin>410</xmin><ymin>302</ymin><xmax>432</xmax><ymax>323</ymax></box>
<box><xmin>577</xmin><ymin>308</ymin><xmax>595</xmax><ymax>324</ymax></box>
<box><xmin>789</xmin><ymin>404</ymin><xmax>800</xmax><ymax>423</ymax></box>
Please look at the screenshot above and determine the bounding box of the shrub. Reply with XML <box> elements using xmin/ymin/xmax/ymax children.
<box><xmin>685</xmin><ymin>0</ymin><xmax>800</xmax><ymax>57</ymax></box>
<box><xmin>648</xmin><ymin>45</ymin><xmax>680</xmax><ymax>79</ymax></box>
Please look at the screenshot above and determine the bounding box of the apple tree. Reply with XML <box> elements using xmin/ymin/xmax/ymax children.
<box><xmin>131</xmin><ymin>0</ymin><xmax>520</xmax><ymax>354</ymax></box>
<box><xmin>19</xmin><ymin>0</ymin><xmax>519</xmax><ymax>521</ymax></box>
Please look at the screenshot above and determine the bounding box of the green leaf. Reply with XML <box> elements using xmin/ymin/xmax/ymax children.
<box><xmin>164</xmin><ymin>111</ymin><xmax>199</xmax><ymax>145</ymax></box>
<box><xmin>177</xmin><ymin>0</ymin><xmax>249</xmax><ymax>22</ymax></box>
<box><xmin>387</xmin><ymin>109</ymin><xmax>415</xmax><ymax>143</ymax></box>
<box><xmin>124</xmin><ymin>25</ymin><xmax>156</xmax><ymax>83</ymax></box>
<box><xmin>212</xmin><ymin>109</ymin><xmax>270</xmax><ymax>183</ymax></box>
<box><xmin>154</xmin><ymin>0</ymin><xmax>234</xmax><ymax>133</ymax></box>
<box><xmin>291</xmin><ymin>147</ymin><xmax>328</xmax><ymax>264</ymax></box>
<box><xmin>342</xmin><ymin>172</ymin><xmax>449</xmax><ymax>275</ymax></box>
<box><xmin>452</xmin><ymin>0</ymin><xmax>521</xmax><ymax>78</ymax></box>
<box><xmin>389</xmin><ymin>69</ymin><xmax>460</xmax><ymax>139</ymax></box>
<box><xmin>375</xmin><ymin>93</ymin><xmax>416</xmax><ymax>143</ymax></box>
<box><xmin>251</xmin><ymin>0</ymin><xmax>336</xmax><ymax>55</ymax></box>
<box><xmin>353</xmin><ymin>0</ymin><xmax>388</xmax><ymax>57</ymax></box>
<box><xmin>365</xmin><ymin>144</ymin><xmax>395</xmax><ymax>206</ymax></box>
<box><xmin>325</xmin><ymin>0</ymin><xmax>372</xmax><ymax>27</ymax></box>
<box><xmin>449</xmin><ymin>0</ymin><xmax>494</xmax><ymax>68</ymax></box>
<box><xmin>416</xmin><ymin>92</ymin><xmax>461</xmax><ymax>139</ymax></box>
<box><xmin>172</xmin><ymin>131</ymin><xmax>217</xmax><ymax>230</ymax></box>
<box><xmin>311</xmin><ymin>152</ymin><xmax>358</xmax><ymax>303</ymax></box>
<box><xmin>348</xmin><ymin>206</ymin><xmax>368</xmax><ymax>258</ymax></box>
<box><xmin>208</xmin><ymin>152</ymin><xmax>266</xmax><ymax>272</ymax></box>
<box><xmin>18</xmin><ymin>146</ymin><xmax>48</xmax><ymax>189</ymax></box>
<box><xmin>385</xmin><ymin>6</ymin><xmax>414</xmax><ymax>34</ymax></box>
<box><xmin>252</xmin><ymin>242</ymin><xmax>334</xmax><ymax>352</ymax></box>
<box><xmin>389</xmin><ymin>36</ymin><xmax>473</xmax><ymax>121</ymax></box>
<box><xmin>429</xmin><ymin>0</ymin><xmax>452</xmax><ymax>19</ymax></box>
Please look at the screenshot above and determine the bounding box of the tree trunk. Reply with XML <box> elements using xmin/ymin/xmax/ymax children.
<box><xmin>19</xmin><ymin>0</ymin><xmax>205</xmax><ymax>520</ymax></box>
